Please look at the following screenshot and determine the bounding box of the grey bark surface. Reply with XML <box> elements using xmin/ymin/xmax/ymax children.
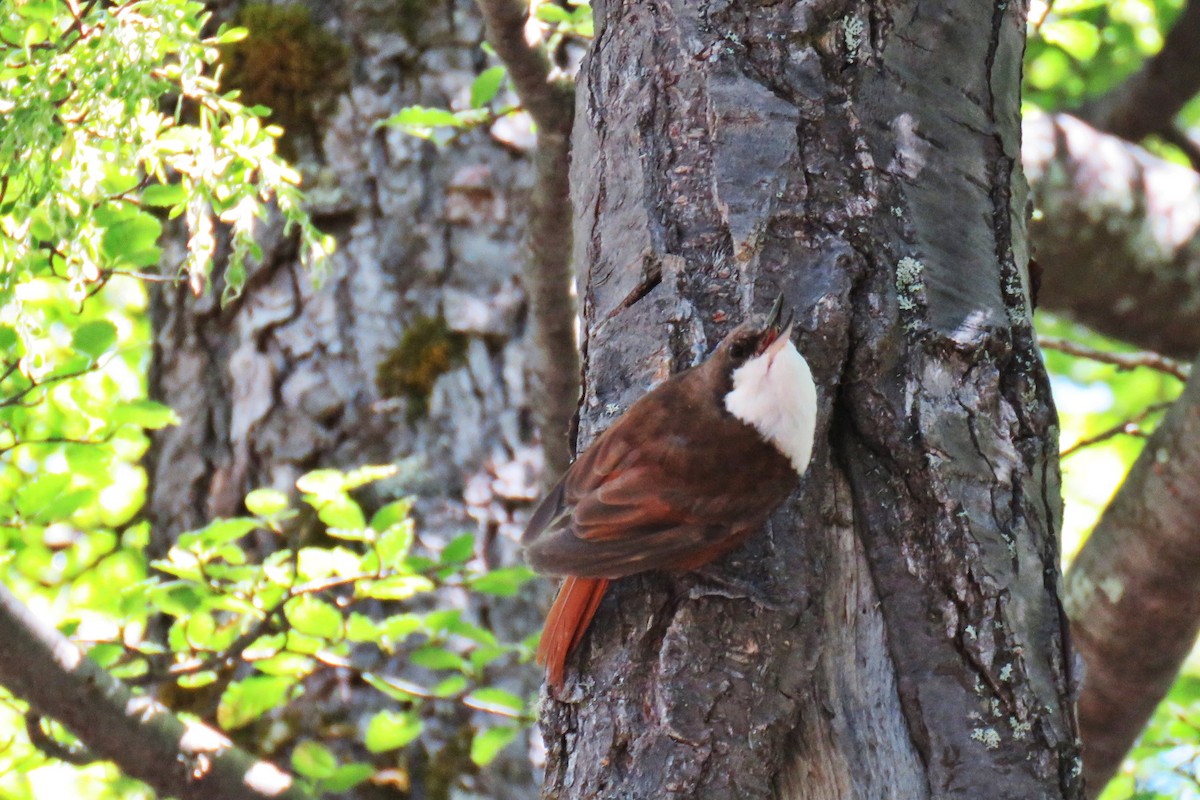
<box><xmin>146</xmin><ymin>1</ymin><xmax>547</xmax><ymax>796</ymax></box>
<box><xmin>1024</xmin><ymin>110</ymin><xmax>1200</xmax><ymax>360</ymax></box>
<box><xmin>1064</xmin><ymin>354</ymin><xmax>1200</xmax><ymax>794</ymax></box>
<box><xmin>539</xmin><ymin>1</ymin><xmax>1082</xmax><ymax>798</ymax></box>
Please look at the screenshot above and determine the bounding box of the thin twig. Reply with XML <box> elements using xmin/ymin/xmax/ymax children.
<box><xmin>1039</xmin><ymin>336</ymin><xmax>1191</xmax><ymax>381</ymax></box>
<box><xmin>474</xmin><ymin>0</ymin><xmax>579</xmax><ymax>478</ymax></box>
<box><xmin>1061</xmin><ymin>400</ymin><xmax>1175</xmax><ymax>458</ymax></box>
<box><xmin>107</xmin><ymin>269</ymin><xmax>185</xmax><ymax>283</ymax></box>
<box><xmin>0</xmin><ymin>432</ymin><xmax>116</xmax><ymax>455</ymax></box>
<box><xmin>24</xmin><ymin>713</ymin><xmax>97</xmax><ymax>766</ymax></box>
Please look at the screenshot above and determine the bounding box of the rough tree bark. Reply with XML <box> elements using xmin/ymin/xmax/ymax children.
<box><xmin>146</xmin><ymin>1</ymin><xmax>547</xmax><ymax>796</ymax></box>
<box><xmin>1064</xmin><ymin>352</ymin><xmax>1200</xmax><ymax>794</ymax></box>
<box><xmin>538</xmin><ymin>0</ymin><xmax>1083</xmax><ymax>798</ymax></box>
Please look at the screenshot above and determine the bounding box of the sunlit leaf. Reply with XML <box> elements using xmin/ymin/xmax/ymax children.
<box><xmin>291</xmin><ymin>740</ymin><xmax>337</xmax><ymax>780</ymax></box>
<box><xmin>72</xmin><ymin>320</ymin><xmax>118</xmax><ymax>360</ymax></box>
<box><xmin>470</xmin><ymin>725</ymin><xmax>520</xmax><ymax>766</ymax></box>
<box><xmin>470</xmin><ymin>66</ymin><xmax>506</xmax><ymax>109</ymax></box>
<box><xmin>245</xmin><ymin>487</ymin><xmax>289</xmax><ymax>517</ymax></box>
<box><xmin>364</xmin><ymin>710</ymin><xmax>424</xmax><ymax>753</ymax></box>
<box><xmin>286</xmin><ymin>596</ymin><xmax>344</xmax><ymax>640</ymax></box>
<box><xmin>217</xmin><ymin>675</ymin><xmax>295</xmax><ymax>729</ymax></box>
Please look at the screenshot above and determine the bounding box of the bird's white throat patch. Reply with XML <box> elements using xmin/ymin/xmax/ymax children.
<box><xmin>724</xmin><ymin>340</ymin><xmax>817</xmax><ymax>474</ymax></box>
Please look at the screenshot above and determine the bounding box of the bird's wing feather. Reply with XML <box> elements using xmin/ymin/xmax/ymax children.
<box><xmin>521</xmin><ymin>377</ymin><xmax>788</xmax><ymax>579</ymax></box>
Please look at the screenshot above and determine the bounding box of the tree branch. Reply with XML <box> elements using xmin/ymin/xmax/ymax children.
<box><xmin>1074</xmin><ymin>0</ymin><xmax>1200</xmax><ymax>143</ymax></box>
<box><xmin>1064</xmin><ymin>352</ymin><xmax>1200</xmax><ymax>795</ymax></box>
<box><xmin>0</xmin><ymin>583</ymin><xmax>312</xmax><ymax>800</ymax></box>
<box><xmin>1039</xmin><ymin>336</ymin><xmax>1191</xmax><ymax>381</ymax></box>
<box><xmin>1024</xmin><ymin>110</ymin><xmax>1200</xmax><ymax>360</ymax></box>
<box><xmin>474</xmin><ymin>0</ymin><xmax>579</xmax><ymax>479</ymax></box>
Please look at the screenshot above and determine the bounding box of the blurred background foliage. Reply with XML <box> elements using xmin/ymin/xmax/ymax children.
<box><xmin>0</xmin><ymin>0</ymin><xmax>1198</xmax><ymax>797</ymax></box>
<box><xmin>1027</xmin><ymin>0</ymin><xmax>1200</xmax><ymax>796</ymax></box>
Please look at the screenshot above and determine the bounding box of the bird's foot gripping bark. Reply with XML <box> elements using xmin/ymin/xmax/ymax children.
<box><xmin>685</xmin><ymin>567</ymin><xmax>799</xmax><ymax>611</ymax></box>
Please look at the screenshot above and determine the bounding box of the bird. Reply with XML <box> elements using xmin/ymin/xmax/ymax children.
<box><xmin>522</xmin><ymin>295</ymin><xmax>818</xmax><ymax>692</ymax></box>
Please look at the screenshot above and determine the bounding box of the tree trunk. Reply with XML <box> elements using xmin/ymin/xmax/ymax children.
<box><xmin>539</xmin><ymin>0</ymin><xmax>1084</xmax><ymax>797</ymax></box>
<box><xmin>146</xmin><ymin>1</ymin><xmax>545</xmax><ymax>796</ymax></box>
<box><xmin>1063</xmin><ymin>350</ymin><xmax>1200</xmax><ymax>793</ymax></box>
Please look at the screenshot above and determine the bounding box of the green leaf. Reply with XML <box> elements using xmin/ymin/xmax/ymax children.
<box><xmin>376</xmin><ymin>523</ymin><xmax>413</xmax><ymax>568</ymax></box>
<box><xmin>467</xmin><ymin>566</ymin><xmax>535</xmax><ymax>597</ymax></box>
<box><xmin>315</xmin><ymin>496</ymin><xmax>366</xmax><ymax>530</ymax></box>
<box><xmin>183</xmin><ymin>517</ymin><xmax>260</xmax><ymax>548</ymax></box>
<box><xmin>141</xmin><ymin>183</ymin><xmax>188</xmax><ymax>207</ymax></box>
<box><xmin>357</xmin><ymin>575</ymin><xmax>434</xmax><ymax>600</ymax></box>
<box><xmin>296</xmin><ymin>469</ymin><xmax>345</xmax><ymax>497</ymax></box>
<box><xmin>177</xmin><ymin>671</ymin><xmax>219</xmax><ymax>689</ymax></box>
<box><xmin>346</xmin><ymin>613</ymin><xmax>379</xmax><ymax>643</ymax></box>
<box><xmin>72</xmin><ymin>320</ymin><xmax>118</xmax><ymax>359</ymax></box>
<box><xmin>536</xmin><ymin>5</ymin><xmax>572</xmax><ymax>23</ymax></box>
<box><xmin>379</xmin><ymin>613</ymin><xmax>423</xmax><ymax>645</ymax></box>
<box><xmin>362</xmin><ymin>672</ymin><xmax>427</xmax><ymax>702</ymax></box>
<box><xmin>1040</xmin><ymin>19</ymin><xmax>1102</xmax><ymax>61</ymax></box>
<box><xmin>286</xmin><ymin>596</ymin><xmax>343</xmax><ymax>640</ymax></box>
<box><xmin>369</xmin><ymin>498</ymin><xmax>412</xmax><ymax>532</ymax></box>
<box><xmin>431</xmin><ymin>674</ymin><xmax>469</xmax><ymax>697</ymax></box>
<box><xmin>296</xmin><ymin>546</ymin><xmax>360</xmax><ymax>581</ymax></box>
<box><xmin>470</xmin><ymin>66</ymin><xmax>506</xmax><ymax>109</ymax></box>
<box><xmin>364</xmin><ymin>710</ymin><xmax>424</xmax><ymax>753</ymax></box>
<box><xmin>217</xmin><ymin>675</ymin><xmax>295</xmax><ymax>729</ymax></box>
<box><xmin>343</xmin><ymin>464</ymin><xmax>399</xmax><ymax>489</ymax></box>
<box><xmin>380</xmin><ymin>105</ymin><xmax>464</xmax><ymax>139</ymax></box>
<box><xmin>440</xmin><ymin>533</ymin><xmax>475</xmax><ymax>565</ymax></box>
<box><xmin>16</xmin><ymin>1</ymin><xmax>57</xmax><ymax>22</ymax></box>
<box><xmin>409</xmin><ymin>645</ymin><xmax>466</xmax><ymax>672</ymax></box>
<box><xmin>252</xmin><ymin>653</ymin><xmax>314</xmax><ymax>677</ymax></box>
<box><xmin>246</xmin><ymin>487</ymin><xmax>289</xmax><ymax>517</ymax></box>
<box><xmin>24</xmin><ymin>21</ymin><xmax>48</xmax><ymax>47</ymax></box>
<box><xmin>212</xmin><ymin>25</ymin><xmax>249</xmax><ymax>45</ymax></box>
<box><xmin>112</xmin><ymin>400</ymin><xmax>180</xmax><ymax>429</ymax></box>
<box><xmin>101</xmin><ymin>213</ymin><xmax>163</xmax><ymax>266</ymax></box>
<box><xmin>322</xmin><ymin>763</ymin><xmax>373</xmax><ymax>792</ymax></box>
<box><xmin>185</xmin><ymin>611</ymin><xmax>216</xmax><ymax>648</ymax></box>
<box><xmin>15</xmin><ymin>473</ymin><xmax>71</xmax><ymax>519</ymax></box>
<box><xmin>291</xmin><ymin>740</ymin><xmax>337</xmax><ymax>780</ymax></box>
<box><xmin>470</xmin><ymin>725</ymin><xmax>520</xmax><ymax>766</ymax></box>
<box><xmin>465</xmin><ymin>687</ymin><xmax>526</xmax><ymax>714</ymax></box>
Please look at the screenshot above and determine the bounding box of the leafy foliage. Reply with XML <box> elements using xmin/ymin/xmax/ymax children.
<box><xmin>0</xmin><ymin>0</ymin><xmax>333</xmax><ymax>304</ymax></box>
<box><xmin>0</xmin><ymin>468</ymin><xmax>536</xmax><ymax>796</ymax></box>
<box><xmin>1025</xmin><ymin>0</ymin><xmax>1184</xmax><ymax>110</ymax></box>
<box><xmin>378</xmin><ymin>0</ymin><xmax>593</xmax><ymax>145</ymax></box>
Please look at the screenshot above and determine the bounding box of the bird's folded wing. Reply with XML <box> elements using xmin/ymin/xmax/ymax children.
<box><xmin>523</xmin><ymin>462</ymin><xmax>741</xmax><ymax>578</ymax></box>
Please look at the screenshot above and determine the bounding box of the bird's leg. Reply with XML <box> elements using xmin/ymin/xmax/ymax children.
<box><xmin>683</xmin><ymin>566</ymin><xmax>800</xmax><ymax>611</ymax></box>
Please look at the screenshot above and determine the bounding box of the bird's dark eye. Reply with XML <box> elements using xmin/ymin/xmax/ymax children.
<box><xmin>729</xmin><ymin>337</ymin><xmax>756</xmax><ymax>362</ymax></box>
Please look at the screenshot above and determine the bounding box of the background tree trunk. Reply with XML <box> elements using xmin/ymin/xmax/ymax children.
<box><xmin>146</xmin><ymin>1</ymin><xmax>546</xmax><ymax>795</ymax></box>
<box><xmin>539</xmin><ymin>0</ymin><xmax>1084</xmax><ymax>797</ymax></box>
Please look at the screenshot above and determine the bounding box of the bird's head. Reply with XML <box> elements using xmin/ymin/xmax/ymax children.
<box><xmin>712</xmin><ymin>293</ymin><xmax>795</xmax><ymax>374</ymax></box>
<box><xmin>710</xmin><ymin>294</ymin><xmax>816</xmax><ymax>475</ymax></box>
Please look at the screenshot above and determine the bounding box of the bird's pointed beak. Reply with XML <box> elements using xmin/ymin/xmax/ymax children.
<box><xmin>765</xmin><ymin>321</ymin><xmax>794</xmax><ymax>360</ymax></box>
<box><xmin>763</xmin><ymin>293</ymin><xmax>784</xmax><ymax>333</ymax></box>
<box><xmin>756</xmin><ymin>293</ymin><xmax>792</xmax><ymax>355</ymax></box>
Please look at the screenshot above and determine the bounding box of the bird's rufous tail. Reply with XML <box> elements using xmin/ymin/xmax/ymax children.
<box><xmin>536</xmin><ymin>576</ymin><xmax>610</xmax><ymax>693</ymax></box>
